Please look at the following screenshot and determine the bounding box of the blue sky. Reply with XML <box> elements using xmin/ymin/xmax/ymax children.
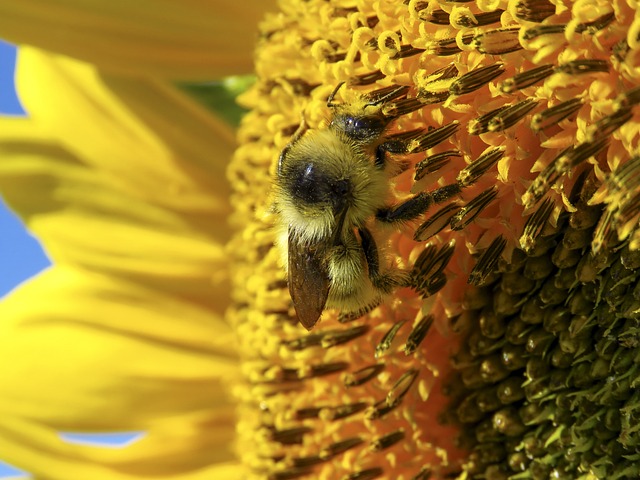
<box><xmin>0</xmin><ymin>41</ymin><xmax>142</xmax><ymax>478</ymax></box>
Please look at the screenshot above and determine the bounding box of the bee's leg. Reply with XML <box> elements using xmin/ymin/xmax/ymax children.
<box><xmin>374</xmin><ymin>142</ymin><xmax>399</xmax><ymax>168</ymax></box>
<box><xmin>376</xmin><ymin>184</ymin><xmax>462</xmax><ymax>223</ymax></box>
<box><xmin>338</xmin><ymin>300</ymin><xmax>381</xmax><ymax>323</ymax></box>
<box><xmin>373</xmin><ymin>130</ymin><xmax>422</xmax><ymax>168</ymax></box>
<box><xmin>358</xmin><ymin>227</ymin><xmax>405</xmax><ymax>292</ymax></box>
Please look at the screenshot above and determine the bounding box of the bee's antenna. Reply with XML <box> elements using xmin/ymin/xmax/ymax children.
<box><xmin>327</xmin><ymin>82</ymin><xmax>346</xmax><ymax>108</ymax></box>
<box><xmin>277</xmin><ymin>115</ymin><xmax>308</xmax><ymax>177</ymax></box>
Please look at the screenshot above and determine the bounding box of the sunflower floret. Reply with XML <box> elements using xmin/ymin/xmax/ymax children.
<box><xmin>449</xmin><ymin>176</ymin><xmax>640</xmax><ymax>479</ymax></box>
<box><xmin>229</xmin><ymin>0</ymin><xmax>640</xmax><ymax>477</ymax></box>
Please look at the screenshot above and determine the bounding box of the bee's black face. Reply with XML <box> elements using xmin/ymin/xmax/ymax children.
<box><xmin>285</xmin><ymin>161</ymin><xmax>352</xmax><ymax>213</ymax></box>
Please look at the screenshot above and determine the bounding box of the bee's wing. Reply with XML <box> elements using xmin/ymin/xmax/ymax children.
<box><xmin>288</xmin><ymin>231</ymin><xmax>330</xmax><ymax>330</ymax></box>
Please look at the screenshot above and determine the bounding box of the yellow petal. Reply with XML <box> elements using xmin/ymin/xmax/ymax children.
<box><xmin>1</xmin><ymin>417</ymin><xmax>245</xmax><ymax>479</ymax></box>
<box><xmin>0</xmin><ymin>120</ymin><xmax>230</xmax><ymax>295</ymax></box>
<box><xmin>0</xmin><ymin>266</ymin><xmax>240</xmax><ymax>476</ymax></box>
<box><xmin>0</xmin><ymin>0</ymin><xmax>276</xmax><ymax>79</ymax></box>
<box><xmin>0</xmin><ymin>266</ymin><xmax>238</xmax><ymax>429</ymax></box>
<box><xmin>0</xmin><ymin>49</ymin><xmax>235</xmax><ymax>293</ymax></box>
<box><xmin>14</xmin><ymin>47</ymin><xmax>234</xmax><ymax>211</ymax></box>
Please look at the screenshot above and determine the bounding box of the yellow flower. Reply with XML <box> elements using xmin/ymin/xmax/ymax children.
<box><xmin>230</xmin><ymin>0</ymin><xmax>640</xmax><ymax>478</ymax></box>
<box><xmin>2</xmin><ymin>0</ymin><xmax>639</xmax><ymax>479</ymax></box>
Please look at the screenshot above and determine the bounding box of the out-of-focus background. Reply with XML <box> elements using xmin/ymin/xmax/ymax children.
<box><xmin>0</xmin><ymin>40</ymin><xmax>50</xmax><ymax>299</ymax></box>
<box><xmin>0</xmin><ymin>40</ymin><xmax>143</xmax><ymax>479</ymax></box>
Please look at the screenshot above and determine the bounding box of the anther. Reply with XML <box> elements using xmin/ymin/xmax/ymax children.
<box><xmin>370</xmin><ymin>430</ymin><xmax>405</xmax><ymax>451</ymax></box>
<box><xmin>514</xmin><ymin>0</ymin><xmax>556</xmax><ymax>22</ymax></box>
<box><xmin>257</xmin><ymin>362</ymin><xmax>348</xmax><ymax>383</ymax></box>
<box><xmin>344</xmin><ymin>363</ymin><xmax>385</xmax><ymax>387</ymax></box>
<box><xmin>414</xmin><ymin>203</ymin><xmax>461</xmax><ymax>241</ymax></box>
<box><xmin>408</xmin><ymin>122</ymin><xmax>460</xmax><ymax>152</ymax></box>
<box><xmin>283</xmin><ymin>325</ymin><xmax>369</xmax><ymax>350</ymax></box>
<box><xmin>411</xmin><ymin>467</ymin><xmax>433</xmax><ymax>480</ymax></box>
<box><xmin>320</xmin><ymin>402</ymin><xmax>369</xmax><ymax>420</ymax></box>
<box><xmin>386</xmin><ymin>368</ymin><xmax>419</xmax><ymax>407</ymax></box>
<box><xmin>454</xmin><ymin>9</ymin><xmax>504</xmax><ymax>27</ymax></box>
<box><xmin>424</xmin><ymin>9</ymin><xmax>451</xmax><ymax>25</ymax></box>
<box><xmin>523</xmin><ymin>138</ymin><xmax>608</xmax><ymax>209</ymax></box>
<box><xmin>555</xmin><ymin>59</ymin><xmax>609</xmax><ymax>75</ymax></box>
<box><xmin>457</xmin><ymin>148</ymin><xmax>504</xmax><ymax>187</ymax></box>
<box><xmin>320</xmin><ymin>437</ymin><xmax>364</xmax><ymax>459</ymax></box>
<box><xmin>469</xmin><ymin>105</ymin><xmax>511</xmax><ymax>135</ymax></box>
<box><xmin>375</xmin><ymin>320</ymin><xmax>406</xmax><ymax>358</ymax></box>
<box><xmin>450</xmin><ymin>64</ymin><xmax>506</xmax><ymax>95</ymax></box>
<box><xmin>488</xmin><ymin>99</ymin><xmax>539</xmax><ymax>132</ymax></box>
<box><xmin>351</xmin><ymin>70</ymin><xmax>385</xmax><ymax>85</ymax></box>
<box><xmin>616</xmin><ymin>85</ymin><xmax>640</xmax><ymax>109</ymax></box>
<box><xmin>404</xmin><ymin>315</ymin><xmax>434</xmax><ymax>355</ymax></box>
<box><xmin>320</xmin><ymin>325</ymin><xmax>371</xmax><ymax>348</ymax></box>
<box><xmin>586</xmin><ymin>107</ymin><xmax>633</xmax><ymax>142</ymax></box>
<box><xmin>451</xmin><ymin>186</ymin><xmax>498</xmax><ymax>230</ymax></box>
<box><xmin>520</xmin><ymin>198</ymin><xmax>554</xmax><ymax>253</ymax></box>
<box><xmin>343</xmin><ymin>467</ymin><xmax>384</xmax><ymax>480</ymax></box>
<box><xmin>574</xmin><ymin>11</ymin><xmax>615</xmax><ymax>33</ymax></box>
<box><xmin>414</xmin><ymin>150</ymin><xmax>461</xmax><ymax>181</ymax></box>
<box><xmin>469</xmin><ymin>235</ymin><xmax>507</xmax><ymax>286</ymax></box>
<box><xmin>591</xmin><ymin>209</ymin><xmax>617</xmax><ymax>255</ymax></box>
<box><xmin>427</xmin><ymin>37</ymin><xmax>467</xmax><ymax>56</ymax></box>
<box><xmin>391</xmin><ymin>45</ymin><xmax>426</xmax><ymax>59</ymax></box>
<box><xmin>269</xmin><ymin>467</ymin><xmax>313</xmax><ymax>480</ymax></box>
<box><xmin>474</xmin><ymin>27</ymin><xmax>522</xmax><ymax>55</ymax></box>
<box><xmin>411</xmin><ymin>241</ymin><xmax>456</xmax><ymax>286</ymax></box>
<box><xmin>500</xmin><ymin>64</ymin><xmax>554</xmax><ymax>93</ymax></box>
<box><xmin>521</xmin><ymin>24</ymin><xmax>565</xmax><ymax>41</ymax></box>
<box><xmin>366</xmin><ymin>369</ymin><xmax>419</xmax><ymax>419</ymax></box>
<box><xmin>531</xmin><ymin>98</ymin><xmax>583</xmax><ymax>132</ymax></box>
<box><xmin>269</xmin><ymin>426</ymin><xmax>312</xmax><ymax>445</ymax></box>
<box><xmin>290</xmin><ymin>455</ymin><xmax>324</xmax><ymax>469</ymax></box>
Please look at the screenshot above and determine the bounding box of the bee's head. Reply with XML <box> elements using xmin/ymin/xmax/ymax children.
<box><xmin>326</xmin><ymin>83</ymin><xmax>410</xmax><ymax>144</ymax></box>
<box><xmin>330</xmin><ymin>111</ymin><xmax>389</xmax><ymax>144</ymax></box>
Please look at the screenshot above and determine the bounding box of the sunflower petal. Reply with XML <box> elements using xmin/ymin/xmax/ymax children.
<box><xmin>0</xmin><ymin>49</ymin><xmax>235</xmax><ymax>294</ymax></box>
<box><xmin>0</xmin><ymin>0</ymin><xmax>275</xmax><ymax>79</ymax></box>
<box><xmin>0</xmin><ymin>266</ymin><xmax>238</xmax><ymax>430</ymax></box>
<box><xmin>1</xmin><ymin>416</ymin><xmax>244</xmax><ymax>479</ymax></box>
<box><xmin>0</xmin><ymin>126</ymin><xmax>230</xmax><ymax>295</ymax></box>
<box><xmin>14</xmin><ymin>47</ymin><xmax>234</xmax><ymax>210</ymax></box>
<box><xmin>0</xmin><ymin>265</ymin><xmax>240</xmax><ymax>476</ymax></box>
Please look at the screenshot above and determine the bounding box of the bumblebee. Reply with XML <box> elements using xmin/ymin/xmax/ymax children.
<box><xmin>274</xmin><ymin>84</ymin><xmax>452</xmax><ymax>330</ymax></box>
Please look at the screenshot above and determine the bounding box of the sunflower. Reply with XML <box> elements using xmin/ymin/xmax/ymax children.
<box><xmin>2</xmin><ymin>0</ymin><xmax>640</xmax><ymax>479</ymax></box>
<box><xmin>232</xmin><ymin>0</ymin><xmax>640</xmax><ymax>478</ymax></box>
